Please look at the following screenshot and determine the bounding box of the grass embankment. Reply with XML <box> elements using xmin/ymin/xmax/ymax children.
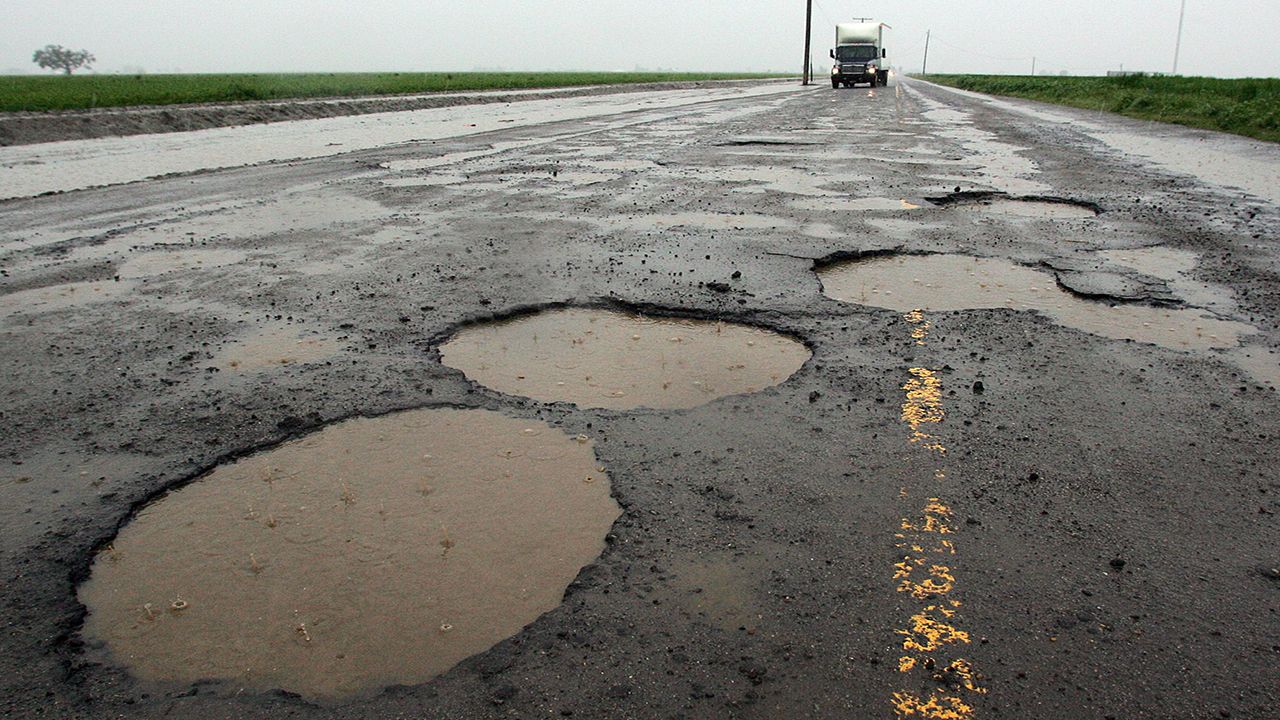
<box><xmin>0</xmin><ymin>71</ymin><xmax>789</xmax><ymax>112</ymax></box>
<box><xmin>923</xmin><ymin>74</ymin><xmax>1280</xmax><ymax>143</ymax></box>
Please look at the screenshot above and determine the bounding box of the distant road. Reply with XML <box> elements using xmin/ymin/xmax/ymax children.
<box><xmin>0</xmin><ymin>82</ymin><xmax>800</xmax><ymax>200</ymax></box>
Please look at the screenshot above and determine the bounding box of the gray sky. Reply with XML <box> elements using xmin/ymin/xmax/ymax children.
<box><xmin>3</xmin><ymin>1</ymin><xmax>1276</xmax><ymax>77</ymax></box>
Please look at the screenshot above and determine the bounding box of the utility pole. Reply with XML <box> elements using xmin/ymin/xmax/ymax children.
<box><xmin>802</xmin><ymin>0</ymin><xmax>813</xmax><ymax>85</ymax></box>
<box><xmin>1172</xmin><ymin>0</ymin><xmax>1187</xmax><ymax>75</ymax></box>
<box><xmin>921</xmin><ymin>30</ymin><xmax>930</xmax><ymax>75</ymax></box>
<box><xmin>1031</xmin><ymin>56</ymin><xmax>1037</xmax><ymax>76</ymax></box>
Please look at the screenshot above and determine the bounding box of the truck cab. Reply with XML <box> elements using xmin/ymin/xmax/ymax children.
<box><xmin>831</xmin><ymin>22</ymin><xmax>889</xmax><ymax>88</ymax></box>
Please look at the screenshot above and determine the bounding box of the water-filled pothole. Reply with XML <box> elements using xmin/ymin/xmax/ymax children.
<box><xmin>439</xmin><ymin>308</ymin><xmax>810</xmax><ymax>410</ymax></box>
<box><xmin>932</xmin><ymin>192</ymin><xmax>1099</xmax><ymax>219</ymax></box>
<box><xmin>78</xmin><ymin>408</ymin><xmax>620</xmax><ymax>700</ymax></box>
<box><xmin>817</xmin><ymin>254</ymin><xmax>1254</xmax><ymax>350</ymax></box>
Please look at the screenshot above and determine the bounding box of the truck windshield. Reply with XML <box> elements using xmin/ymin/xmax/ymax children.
<box><xmin>836</xmin><ymin>45</ymin><xmax>878</xmax><ymax>62</ymax></box>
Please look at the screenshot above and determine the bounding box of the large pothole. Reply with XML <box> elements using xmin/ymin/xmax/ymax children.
<box><xmin>78</xmin><ymin>408</ymin><xmax>620</xmax><ymax>701</ymax></box>
<box><xmin>439</xmin><ymin>307</ymin><xmax>810</xmax><ymax>410</ymax></box>
<box><xmin>930</xmin><ymin>192</ymin><xmax>1100</xmax><ymax>219</ymax></box>
<box><xmin>817</xmin><ymin>253</ymin><xmax>1255</xmax><ymax>350</ymax></box>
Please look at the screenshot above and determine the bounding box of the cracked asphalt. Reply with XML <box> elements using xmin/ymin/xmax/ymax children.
<box><xmin>1</xmin><ymin>77</ymin><xmax>1278</xmax><ymax>719</ymax></box>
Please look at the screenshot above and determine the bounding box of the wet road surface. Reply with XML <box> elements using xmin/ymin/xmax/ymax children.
<box><xmin>1</xmin><ymin>78</ymin><xmax>1278</xmax><ymax>719</ymax></box>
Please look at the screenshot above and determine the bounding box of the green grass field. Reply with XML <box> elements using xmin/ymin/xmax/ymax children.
<box><xmin>922</xmin><ymin>74</ymin><xmax>1280</xmax><ymax>143</ymax></box>
<box><xmin>0</xmin><ymin>72</ymin><xmax>790</xmax><ymax>112</ymax></box>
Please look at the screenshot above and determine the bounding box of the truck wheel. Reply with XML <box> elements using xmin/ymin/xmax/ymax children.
<box><xmin>831</xmin><ymin>79</ymin><xmax>839</xmax><ymax>89</ymax></box>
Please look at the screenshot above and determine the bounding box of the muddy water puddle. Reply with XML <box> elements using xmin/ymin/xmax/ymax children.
<box><xmin>793</xmin><ymin>196</ymin><xmax>927</xmax><ymax>212</ymax></box>
<box><xmin>595</xmin><ymin>212</ymin><xmax>797</xmax><ymax>233</ymax></box>
<box><xmin>1</xmin><ymin>250</ymin><xmax>248</xmax><ymax>319</ymax></box>
<box><xmin>692</xmin><ymin>166</ymin><xmax>870</xmax><ymax>197</ymax></box>
<box><xmin>918</xmin><ymin>98</ymin><xmax>1050</xmax><ymax>195</ymax></box>
<box><xmin>78</xmin><ymin>408</ymin><xmax>619</xmax><ymax>700</ymax></box>
<box><xmin>1221</xmin><ymin>346</ymin><xmax>1280</xmax><ymax>388</ymax></box>
<box><xmin>0</xmin><ymin>280</ymin><xmax>133</xmax><ymax>316</ymax></box>
<box><xmin>440</xmin><ymin>308</ymin><xmax>810</xmax><ymax>410</ymax></box>
<box><xmin>379</xmin><ymin>174</ymin><xmax>468</xmax><ymax>188</ymax></box>
<box><xmin>818</xmin><ymin>254</ymin><xmax>1255</xmax><ymax>351</ymax></box>
<box><xmin>117</xmin><ymin>249</ymin><xmax>249</xmax><ymax>279</ymax></box>
<box><xmin>1097</xmin><ymin>246</ymin><xmax>1233</xmax><ymax>311</ymax></box>
<box><xmin>577</xmin><ymin>158</ymin><xmax>660</xmax><ymax>172</ymax></box>
<box><xmin>667</xmin><ymin>556</ymin><xmax>766</xmax><ymax>632</ymax></box>
<box><xmin>210</xmin><ymin>324</ymin><xmax>342</xmax><ymax>371</ymax></box>
<box><xmin>470</xmin><ymin>170</ymin><xmax>619</xmax><ymax>188</ymax></box>
<box><xmin>949</xmin><ymin>196</ymin><xmax>1098</xmax><ymax>219</ymax></box>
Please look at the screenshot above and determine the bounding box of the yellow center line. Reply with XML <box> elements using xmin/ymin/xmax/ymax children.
<box><xmin>901</xmin><ymin>367</ymin><xmax>946</xmax><ymax>454</ymax></box>
<box><xmin>891</xmin><ymin>309</ymin><xmax>987</xmax><ymax>719</ymax></box>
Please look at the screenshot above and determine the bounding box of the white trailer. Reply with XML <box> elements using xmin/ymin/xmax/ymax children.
<box><xmin>830</xmin><ymin>22</ymin><xmax>888</xmax><ymax>89</ymax></box>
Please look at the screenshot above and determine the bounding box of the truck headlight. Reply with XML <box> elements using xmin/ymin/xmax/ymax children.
<box><xmin>831</xmin><ymin>65</ymin><xmax>840</xmax><ymax>75</ymax></box>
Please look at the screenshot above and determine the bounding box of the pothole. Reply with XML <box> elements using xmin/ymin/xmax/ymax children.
<box><xmin>817</xmin><ymin>253</ymin><xmax>1255</xmax><ymax>350</ymax></box>
<box><xmin>77</xmin><ymin>408</ymin><xmax>620</xmax><ymax>701</ymax></box>
<box><xmin>439</xmin><ymin>307</ymin><xmax>810</xmax><ymax>410</ymax></box>
<box><xmin>931</xmin><ymin>192</ymin><xmax>1099</xmax><ymax>219</ymax></box>
<box><xmin>715</xmin><ymin>136</ymin><xmax>825</xmax><ymax>147</ymax></box>
<box><xmin>1096</xmin><ymin>246</ymin><xmax>1233</xmax><ymax>311</ymax></box>
<box><xmin>1097</xmin><ymin>246</ymin><xmax>1198</xmax><ymax>278</ymax></box>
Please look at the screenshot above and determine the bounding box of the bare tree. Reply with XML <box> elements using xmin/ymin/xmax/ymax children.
<box><xmin>32</xmin><ymin>45</ymin><xmax>95</xmax><ymax>75</ymax></box>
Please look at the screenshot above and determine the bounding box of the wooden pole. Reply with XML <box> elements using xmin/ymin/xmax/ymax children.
<box><xmin>802</xmin><ymin>0</ymin><xmax>813</xmax><ymax>84</ymax></box>
<box><xmin>922</xmin><ymin>30</ymin><xmax>930</xmax><ymax>75</ymax></box>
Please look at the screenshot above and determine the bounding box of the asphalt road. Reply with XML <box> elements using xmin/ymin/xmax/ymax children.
<box><xmin>1</xmin><ymin>77</ymin><xmax>1278</xmax><ymax>719</ymax></box>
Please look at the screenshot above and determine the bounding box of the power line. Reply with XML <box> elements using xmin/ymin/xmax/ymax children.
<box><xmin>894</xmin><ymin>31</ymin><xmax>931</xmax><ymax>58</ymax></box>
<box><xmin>923</xmin><ymin>32</ymin><xmax>1104</xmax><ymax>74</ymax></box>
<box><xmin>810</xmin><ymin>0</ymin><xmax>837</xmax><ymax>28</ymax></box>
<box><xmin>927</xmin><ymin>33</ymin><xmax>1030</xmax><ymax>63</ymax></box>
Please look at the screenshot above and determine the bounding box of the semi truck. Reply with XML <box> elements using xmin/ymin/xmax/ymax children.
<box><xmin>830</xmin><ymin>22</ymin><xmax>889</xmax><ymax>88</ymax></box>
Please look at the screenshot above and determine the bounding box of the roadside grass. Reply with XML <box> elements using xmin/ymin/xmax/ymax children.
<box><xmin>0</xmin><ymin>72</ymin><xmax>791</xmax><ymax>112</ymax></box>
<box><xmin>922</xmin><ymin>74</ymin><xmax>1280</xmax><ymax>143</ymax></box>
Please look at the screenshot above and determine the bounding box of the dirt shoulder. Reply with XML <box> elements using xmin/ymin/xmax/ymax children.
<box><xmin>0</xmin><ymin>78</ymin><xmax>793</xmax><ymax>147</ymax></box>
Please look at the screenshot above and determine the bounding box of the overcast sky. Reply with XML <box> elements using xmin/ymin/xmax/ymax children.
<box><xmin>3</xmin><ymin>1</ymin><xmax>1276</xmax><ymax>77</ymax></box>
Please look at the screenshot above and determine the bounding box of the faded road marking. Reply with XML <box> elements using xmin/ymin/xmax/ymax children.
<box><xmin>892</xmin><ymin>309</ymin><xmax>986</xmax><ymax>719</ymax></box>
<box><xmin>901</xmin><ymin>368</ymin><xmax>946</xmax><ymax>454</ymax></box>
